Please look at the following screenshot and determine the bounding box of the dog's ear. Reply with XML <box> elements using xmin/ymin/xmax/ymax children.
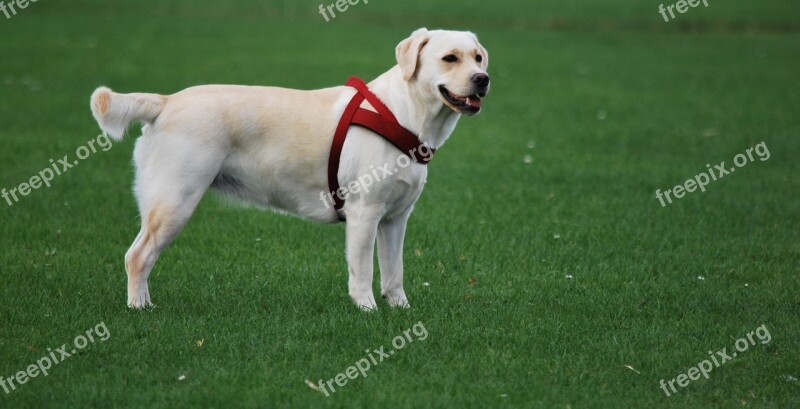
<box><xmin>475</xmin><ymin>35</ymin><xmax>489</xmax><ymax>69</ymax></box>
<box><xmin>396</xmin><ymin>28</ymin><xmax>430</xmax><ymax>81</ymax></box>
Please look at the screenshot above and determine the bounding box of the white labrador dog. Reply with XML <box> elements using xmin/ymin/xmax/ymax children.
<box><xmin>90</xmin><ymin>28</ymin><xmax>490</xmax><ymax>310</ymax></box>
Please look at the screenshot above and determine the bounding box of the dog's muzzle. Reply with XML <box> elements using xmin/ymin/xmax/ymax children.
<box><xmin>439</xmin><ymin>73</ymin><xmax>490</xmax><ymax>115</ymax></box>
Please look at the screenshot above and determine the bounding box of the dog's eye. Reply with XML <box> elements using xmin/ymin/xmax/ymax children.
<box><xmin>442</xmin><ymin>55</ymin><xmax>458</xmax><ymax>63</ymax></box>
<box><xmin>475</xmin><ymin>55</ymin><xmax>483</xmax><ymax>63</ymax></box>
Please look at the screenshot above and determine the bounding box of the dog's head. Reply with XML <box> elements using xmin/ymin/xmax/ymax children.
<box><xmin>396</xmin><ymin>28</ymin><xmax>490</xmax><ymax>116</ymax></box>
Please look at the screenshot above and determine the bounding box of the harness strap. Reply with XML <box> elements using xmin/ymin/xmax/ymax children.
<box><xmin>326</xmin><ymin>88</ymin><xmax>365</xmax><ymax>220</ymax></box>
<box><xmin>326</xmin><ymin>77</ymin><xmax>435</xmax><ymax>222</ymax></box>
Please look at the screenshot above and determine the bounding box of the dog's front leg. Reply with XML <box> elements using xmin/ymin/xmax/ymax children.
<box><xmin>345</xmin><ymin>206</ymin><xmax>381</xmax><ymax>310</ymax></box>
<box><xmin>377</xmin><ymin>209</ymin><xmax>412</xmax><ymax>308</ymax></box>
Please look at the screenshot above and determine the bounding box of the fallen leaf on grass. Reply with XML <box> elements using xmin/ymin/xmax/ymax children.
<box><xmin>305</xmin><ymin>379</ymin><xmax>321</xmax><ymax>392</ymax></box>
<box><xmin>623</xmin><ymin>365</ymin><xmax>640</xmax><ymax>374</ymax></box>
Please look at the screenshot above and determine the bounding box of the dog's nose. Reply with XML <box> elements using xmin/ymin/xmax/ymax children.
<box><xmin>472</xmin><ymin>73</ymin><xmax>490</xmax><ymax>88</ymax></box>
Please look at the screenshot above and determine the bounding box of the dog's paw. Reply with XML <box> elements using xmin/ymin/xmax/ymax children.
<box><xmin>382</xmin><ymin>289</ymin><xmax>410</xmax><ymax>308</ymax></box>
<box><xmin>127</xmin><ymin>287</ymin><xmax>153</xmax><ymax>309</ymax></box>
<box><xmin>387</xmin><ymin>297</ymin><xmax>411</xmax><ymax>309</ymax></box>
<box><xmin>351</xmin><ymin>295</ymin><xmax>378</xmax><ymax>311</ymax></box>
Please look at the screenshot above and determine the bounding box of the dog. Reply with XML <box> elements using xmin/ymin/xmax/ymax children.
<box><xmin>89</xmin><ymin>28</ymin><xmax>490</xmax><ymax>310</ymax></box>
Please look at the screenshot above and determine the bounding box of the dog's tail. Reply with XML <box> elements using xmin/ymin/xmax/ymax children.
<box><xmin>90</xmin><ymin>87</ymin><xmax>166</xmax><ymax>141</ymax></box>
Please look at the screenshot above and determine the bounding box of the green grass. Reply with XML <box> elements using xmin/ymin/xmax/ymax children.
<box><xmin>1</xmin><ymin>1</ymin><xmax>799</xmax><ymax>407</ymax></box>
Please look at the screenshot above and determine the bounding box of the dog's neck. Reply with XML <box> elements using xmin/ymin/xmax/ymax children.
<box><xmin>368</xmin><ymin>67</ymin><xmax>461</xmax><ymax>150</ymax></box>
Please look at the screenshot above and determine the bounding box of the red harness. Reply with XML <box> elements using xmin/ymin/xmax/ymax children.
<box><xmin>327</xmin><ymin>77</ymin><xmax>435</xmax><ymax>221</ymax></box>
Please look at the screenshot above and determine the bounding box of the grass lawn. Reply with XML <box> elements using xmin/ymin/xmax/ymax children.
<box><xmin>1</xmin><ymin>0</ymin><xmax>798</xmax><ymax>407</ymax></box>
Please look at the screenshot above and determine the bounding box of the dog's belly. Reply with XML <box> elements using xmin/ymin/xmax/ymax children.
<box><xmin>210</xmin><ymin>149</ymin><xmax>338</xmax><ymax>223</ymax></box>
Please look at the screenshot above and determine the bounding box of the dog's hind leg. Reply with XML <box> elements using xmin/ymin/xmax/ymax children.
<box><xmin>124</xmin><ymin>134</ymin><xmax>225</xmax><ymax>308</ymax></box>
<box><xmin>125</xmin><ymin>202</ymin><xmax>187</xmax><ymax>308</ymax></box>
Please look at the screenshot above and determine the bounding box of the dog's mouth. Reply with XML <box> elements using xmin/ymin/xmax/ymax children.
<box><xmin>439</xmin><ymin>86</ymin><xmax>482</xmax><ymax>115</ymax></box>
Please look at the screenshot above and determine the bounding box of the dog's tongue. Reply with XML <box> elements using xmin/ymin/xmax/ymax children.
<box><xmin>466</xmin><ymin>96</ymin><xmax>482</xmax><ymax>108</ymax></box>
